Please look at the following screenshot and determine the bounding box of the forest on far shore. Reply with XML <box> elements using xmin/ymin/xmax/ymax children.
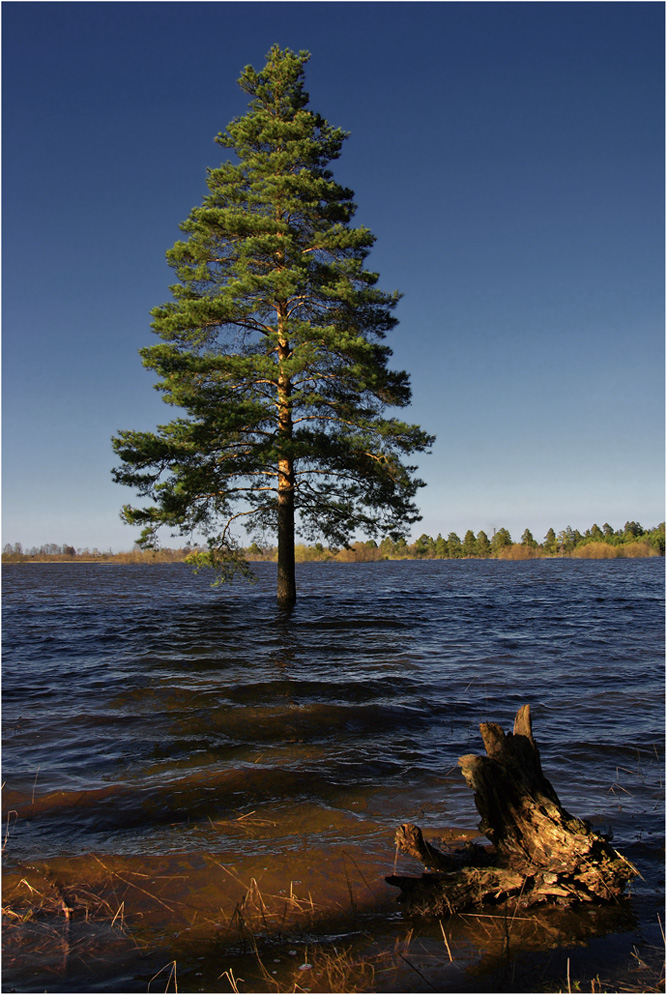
<box><xmin>3</xmin><ymin>521</ymin><xmax>664</xmax><ymax>564</ymax></box>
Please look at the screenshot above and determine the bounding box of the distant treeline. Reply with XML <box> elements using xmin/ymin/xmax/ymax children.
<box><xmin>1</xmin><ymin>543</ymin><xmax>191</xmax><ymax>564</ymax></box>
<box><xmin>2</xmin><ymin>521</ymin><xmax>664</xmax><ymax>564</ymax></box>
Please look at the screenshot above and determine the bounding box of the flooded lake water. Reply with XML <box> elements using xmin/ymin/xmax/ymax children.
<box><xmin>2</xmin><ymin>558</ymin><xmax>664</xmax><ymax>992</ymax></box>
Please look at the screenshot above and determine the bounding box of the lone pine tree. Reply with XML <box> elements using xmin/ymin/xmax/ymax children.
<box><xmin>112</xmin><ymin>46</ymin><xmax>433</xmax><ymax>604</ymax></box>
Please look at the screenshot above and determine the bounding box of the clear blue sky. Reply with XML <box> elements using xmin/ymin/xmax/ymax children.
<box><xmin>3</xmin><ymin>2</ymin><xmax>664</xmax><ymax>551</ymax></box>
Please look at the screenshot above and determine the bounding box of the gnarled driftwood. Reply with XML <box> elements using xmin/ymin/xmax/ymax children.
<box><xmin>387</xmin><ymin>704</ymin><xmax>637</xmax><ymax>915</ymax></box>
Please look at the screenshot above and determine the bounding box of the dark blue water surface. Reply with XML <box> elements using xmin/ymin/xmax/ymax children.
<box><xmin>2</xmin><ymin>558</ymin><xmax>664</xmax><ymax>992</ymax></box>
<box><xmin>3</xmin><ymin>558</ymin><xmax>663</xmax><ymax>856</ymax></box>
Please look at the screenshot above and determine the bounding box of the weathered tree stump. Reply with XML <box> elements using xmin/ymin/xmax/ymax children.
<box><xmin>387</xmin><ymin>704</ymin><xmax>637</xmax><ymax>915</ymax></box>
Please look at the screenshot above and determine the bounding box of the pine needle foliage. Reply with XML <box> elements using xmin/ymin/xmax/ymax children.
<box><xmin>112</xmin><ymin>46</ymin><xmax>434</xmax><ymax>603</ymax></box>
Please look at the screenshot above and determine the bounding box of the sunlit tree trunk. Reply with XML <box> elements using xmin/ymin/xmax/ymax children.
<box><xmin>276</xmin><ymin>314</ymin><xmax>296</xmax><ymax>605</ymax></box>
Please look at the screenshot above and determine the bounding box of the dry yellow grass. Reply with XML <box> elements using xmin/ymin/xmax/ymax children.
<box><xmin>496</xmin><ymin>544</ymin><xmax>542</xmax><ymax>560</ymax></box>
<box><xmin>571</xmin><ymin>540</ymin><xmax>658</xmax><ymax>559</ymax></box>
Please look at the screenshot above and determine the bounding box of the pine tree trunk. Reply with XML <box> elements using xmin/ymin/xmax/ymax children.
<box><xmin>276</xmin><ymin>316</ymin><xmax>296</xmax><ymax>606</ymax></box>
<box><xmin>277</xmin><ymin>455</ymin><xmax>296</xmax><ymax>605</ymax></box>
<box><xmin>387</xmin><ymin>705</ymin><xmax>637</xmax><ymax>915</ymax></box>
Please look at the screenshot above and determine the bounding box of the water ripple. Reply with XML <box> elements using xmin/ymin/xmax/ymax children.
<box><xmin>2</xmin><ymin>558</ymin><xmax>663</xmax><ymax>863</ymax></box>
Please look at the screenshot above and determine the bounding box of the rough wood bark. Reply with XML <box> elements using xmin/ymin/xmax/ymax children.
<box><xmin>387</xmin><ymin>704</ymin><xmax>637</xmax><ymax>915</ymax></box>
<box><xmin>276</xmin><ymin>310</ymin><xmax>296</xmax><ymax>607</ymax></box>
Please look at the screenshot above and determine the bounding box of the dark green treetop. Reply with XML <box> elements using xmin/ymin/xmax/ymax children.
<box><xmin>434</xmin><ymin>533</ymin><xmax>449</xmax><ymax>558</ymax></box>
<box><xmin>414</xmin><ymin>533</ymin><xmax>436</xmax><ymax>557</ymax></box>
<box><xmin>476</xmin><ymin>530</ymin><xmax>492</xmax><ymax>557</ymax></box>
<box><xmin>521</xmin><ymin>528</ymin><xmax>537</xmax><ymax>547</ymax></box>
<box><xmin>543</xmin><ymin>528</ymin><xmax>557</xmax><ymax>555</ymax></box>
<box><xmin>447</xmin><ymin>532</ymin><xmax>462</xmax><ymax>558</ymax></box>
<box><xmin>491</xmin><ymin>528</ymin><xmax>512</xmax><ymax>554</ymax></box>
<box><xmin>462</xmin><ymin>529</ymin><xmax>476</xmax><ymax>557</ymax></box>
<box><xmin>111</xmin><ymin>46</ymin><xmax>434</xmax><ymax>603</ymax></box>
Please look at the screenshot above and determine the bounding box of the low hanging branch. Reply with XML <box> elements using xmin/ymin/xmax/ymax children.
<box><xmin>387</xmin><ymin>704</ymin><xmax>637</xmax><ymax>915</ymax></box>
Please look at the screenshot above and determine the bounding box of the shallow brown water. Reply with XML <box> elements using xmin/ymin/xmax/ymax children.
<box><xmin>2</xmin><ymin>559</ymin><xmax>664</xmax><ymax>991</ymax></box>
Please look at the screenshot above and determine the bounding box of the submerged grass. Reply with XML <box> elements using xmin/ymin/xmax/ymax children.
<box><xmin>2</xmin><ymin>870</ymin><xmax>136</xmax><ymax>988</ymax></box>
<box><xmin>211</xmin><ymin>918</ymin><xmax>666</xmax><ymax>994</ymax></box>
<box><xmin>3</xmin><ymin>864</ymin><xmax>665</xmax><ymax>993</ymax></box>
<box><xmin>2</xmin><ymin>806</ymin><xmax>664</xmax><ymax>995</ymax></box>
<box><xmin>3</xmin><ymin>869</ymin><xmax>125</xmax><ymax>926</ymax></box>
